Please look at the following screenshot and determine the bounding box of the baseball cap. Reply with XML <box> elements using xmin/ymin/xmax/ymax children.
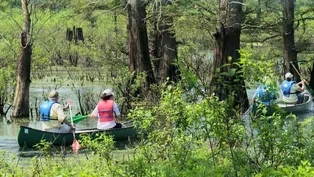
<box><xmin>285</xmin><ymin>72</ymin><xmax>293</xmax><ymax>79</ymax></box>
<box><xmin>102</xmin><ymin>88</ymin><xmax>114</xmax><ymax>97</ymax></box>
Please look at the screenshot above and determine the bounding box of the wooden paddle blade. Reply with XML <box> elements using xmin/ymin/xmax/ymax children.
<box><xmin>72</xmin><ymin>139</ymin><xmax>81</xmax><ymax>154</ymax></box>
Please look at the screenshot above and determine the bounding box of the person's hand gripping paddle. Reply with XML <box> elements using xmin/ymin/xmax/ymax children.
<box><xmin>69</xmin><ymin>101</ymin><xmax>80</xmax><ymax>154</ymax></box>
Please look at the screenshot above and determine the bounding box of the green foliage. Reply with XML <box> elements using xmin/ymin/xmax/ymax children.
<box><xmin>0</xmin><ymin>68</ymin><xmax>15</xmax><ymax>105</ymax></box>
<box><xmin>128</xmin><ymin>85</ymin><xmax>246</xmax><ymax>176</ymax></box>
<box><xmin>79</xmin><ymin>133</ymin><xmax>115</xmax><ymax>159</ymax></box>
<box><xmin>33</xmin><ymin>140</ymin><xmax>53</xmax><ymax>155</ymax></box>
<box><xmin>0</xmin><ymin>7</ymin><xmax>20</xmax><ymax>105</ymax></box>
<box><xmin>239</xmin><ymin>47</ymin><xmax>279</xmax><ymax>86</ymax></box>
<box><xmin>257</xmin><ymin>161</ymin><xmax>314</xmax><ymax>176</ymax></box>
<box><xmin>2</xmin><ymin>0</ymin><xmax>314</xmax><ymax>176</ymax></box>
<box><xmin>253</xmin><ymin>77</ymin><xmax>280</xmax><ymax>105</ymax></box>
<box><xmin>128</xmin><ymin>84</ymin><xmax>314</xmax><ymax>176</ymax></box>
<box><xmin>2</xmin><ymin>84</ymin><xmax>314</xmax><ymax>176</ymax></box>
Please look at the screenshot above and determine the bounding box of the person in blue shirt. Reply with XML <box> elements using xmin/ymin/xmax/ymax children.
<box><xmin>252</xmin><ymin>78</ymin><xmax>278</xmax><ymax>106</ymax></box>
<box><xmin>251</xmin><ymin>77</ymin><xmax>279</xmax><ymax>116</ymax></box>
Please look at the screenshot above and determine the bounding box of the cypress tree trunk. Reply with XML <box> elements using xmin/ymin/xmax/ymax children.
<box><xmin>127</xmin><ymin>0</ymin><xmax>155</xmax><ymax>95</ymax></box>
<box><xmin>309</xmin><ymin>63</ymin><xmax>314</xmax><ymax>92</ymax></box>
<box><xmin>152</xmin><ymin>14</ymin><xmax>179</xmax><ymax>85</ymax></box>
<box><xmin>281</xmin><ymin>0</ymin><xmax>299</xmax><ymax>81</ymax></box>
<box><xmin>12</xmin><ymin>0</ymin><xmax>32</xmax><ymax>118</ymax></box>
<box><xmin>0</xmin><ymin>97</ymin><xmax>4</xmax><ymax>116</ymax></box>
<box><xmin>212</xmin><ymin>0</ymin><xmax>249</xmax><ymax>112</ymax></box>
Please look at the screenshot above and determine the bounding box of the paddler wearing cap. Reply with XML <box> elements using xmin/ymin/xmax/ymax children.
<box><xmin>39</xmin><ymin>90</ymin><xmax>76</xmax><ymax>133</ymax></box>
<box><xmin>89</xmin><ymin>88</ymin><xmax>122</xmax><ymax>130</ymax></box>
<box><xmin>281</xmin><ymin>72</ymin><xmax>306</xmax><ymax>104</ymax></box>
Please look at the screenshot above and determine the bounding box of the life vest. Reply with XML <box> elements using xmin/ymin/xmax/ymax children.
<box><xmin>256</xmin><ymin>85</ymin><xmax>276</xmax><ymax>104</ymax></box>
<box><xmin>281</xmin><ymin>80</ymin><xmax>296</xmax><ymax>97</ymax></box>
<box><xmin>97</xmin><ymin>100</ymin><xmax>114</xmax><ymax>122</ymax></box>
<box><xmin>39</xmin><ymin>101</ymin><xmax>58</xmax><ymax>121</ymax></box>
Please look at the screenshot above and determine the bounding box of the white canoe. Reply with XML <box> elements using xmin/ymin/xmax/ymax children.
<box><xmin>277</xmin><ymin>92</ymin><xmax>313</xmax><ymax>114</ymax></box>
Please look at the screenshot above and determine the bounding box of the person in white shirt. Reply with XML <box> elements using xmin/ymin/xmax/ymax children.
<box><xmin>281</xmin><ymin>72</ymin><xmax>305</xmax><ymax>104</ymax></box>
<box><xmin>40</xmin><ymin>90</ymin><xmax>75</xmax><ymax>133</ymax></box>
<box><xmin>89</xmin><ymin>88</ymin><xmax>122</xmax><ymax>130</ymax></box>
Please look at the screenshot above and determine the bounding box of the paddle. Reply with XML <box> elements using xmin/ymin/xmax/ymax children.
<box><xmin>290</xmin><ymin>62</ymin><xmax>314</xmax><ymax>97</ymax></box>
<box><xmin>67</xmin><ymin>115</ymin><xmax>89</xmax><ymax>124</ymax></box>
<box><xmin>243</xmin><ymin>105</ymin><xmax>252</xmax><ymax>115</ymax></box>
<box><xmin>69</xmin><ymin>104</ymin><xmax>80</xmax><ymax>154</ymax></box>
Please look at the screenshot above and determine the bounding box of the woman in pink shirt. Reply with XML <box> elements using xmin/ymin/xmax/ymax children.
<box><xmin>89</xmin><ymin>88</ymin><xmax>122</xmax><ymax>130</ymax></box>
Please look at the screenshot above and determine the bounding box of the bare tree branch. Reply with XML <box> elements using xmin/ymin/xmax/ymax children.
<box><xmin>259</xmin><ymin>34</ymin><xmax>281</xmax><ymax>43</ymax></box>
<box><xmin>193</xmin><ymin>2</ymin><xmax>216</xmax><ymax>16</ymax></box>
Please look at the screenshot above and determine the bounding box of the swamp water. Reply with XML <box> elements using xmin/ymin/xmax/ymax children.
<box><xmin>0</xmin><ymin>84</ymin><xmax>105</xmax><ymax>155</ymax></box>
<box><xmin>1</xmin><ymin>86</ymin><xmax>313</xmax><ymax>157</ymax></box>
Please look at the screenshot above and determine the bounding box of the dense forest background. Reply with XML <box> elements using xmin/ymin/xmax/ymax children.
<box><xmin>0</xmin><ymin>0</ymin><xmax>314</xmax><ymax>116</ymax></box>
<box><xmin>2</xmin><ymin>0</ymin><xmax>314</xmax><ymax>176</ymax></box>
<box><xmin>1</xmin><ymin>0</ymin><xmax>314</xmax><ymax>117</ymax></box>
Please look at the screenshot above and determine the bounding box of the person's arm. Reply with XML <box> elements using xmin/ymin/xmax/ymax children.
<box><xmin>63</xmin><ymin>118</ymin><xmax>75</xmax><ymax>130</ymax></box>
<box><xmin>252</xmin><ymin>87</ymin><xmax>259</xmax><ymax>102</ymax></box>
<box><xmin>296</xmin><ymin>80</ymin><xmax>305</xmax><ymax>92</ymax></box>
<box><xmin>63</xmin><ymin>101</ymin><xmax>71</xmax><ymax>111</ymax></box>
<box><xmin>113</xmin><ymin>103</ymin><xmax>121</xmax><ymax>123</ymax></box>
<box><xmin>55</xmin><ymin>104</ymin><xmax>75</xmax><ymax>129</ymax></box>
<box><xmin>114</xmin><ymin>114</ymin><xmax>121</xmax><ymax>123</ymax></box>
<box><xmin>89</xmin><ymin>106</ymin><xmax>98</xmax><ymax>118</ymax></box>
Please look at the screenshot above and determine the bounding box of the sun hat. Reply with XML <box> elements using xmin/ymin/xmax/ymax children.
<box><xmin>285</xmin><ymin>72</ymin><xmax>293</xmax><ymax>79</ymax></box>
<box><xmin>48</xmin><ymin>90</ymin><xmax>59</xmax><ymax>99</ymax></box>
<box><xmin>102</xmin><ymin>88</ymin><xmax>114</xmax><ymax>97</ymax></box>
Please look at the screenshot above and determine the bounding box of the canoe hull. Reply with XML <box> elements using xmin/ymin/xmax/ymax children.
<box><xmin>18</xmin><ymin>126</ymin><xmax>137</xmax><ymax>148</ymax></box>
<box><xmin>278</xmin><ymin>93</ymin><xmax>313</xmax><ymax>114</ymax></box>
<box><xmin>251</xmin><ymin>93</ymin><xmax>313</xmax><ymax>116</ymax></box>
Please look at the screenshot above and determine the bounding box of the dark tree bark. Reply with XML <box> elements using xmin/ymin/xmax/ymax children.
<box><xmin>212</xmin><ymin>0</ymin><xmax>249</xmax><ymax>112</ymax></box>
<box><xmin>12</xmin><ymin>0</ymin><xmax>32</xmax><ymax>118</ymax></box>
<box><xmin>309</xmin><ymin>63</ymin><xmax>314</xmax><ymax>92</ymax></box>
<box><xmin>151</xmin><ymin>12</ymin><xmax>179</xmax><ymax>85</ymax></box>
<box><xmin>257</xmin><ymin>0</ymin><xmax>261</xmax><ymax>18</ymax></box>
<box><xmin>127</xmin><ymin>0</ymin><xmax>156</xmax><ymax>94</ymax></box>
<box><xmin>281</xmin><ymin>0</ymin><xmax>300</xmax><ymax>81</ymax></box>
<box><xmin>0</xmin><ymin>97</ymin><xmax>4</xmax><ymax>116</ymax></box>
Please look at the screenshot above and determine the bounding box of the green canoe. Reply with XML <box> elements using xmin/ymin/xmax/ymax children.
<box><xmin>18</xmin><ymin>125</ymin><xmax>138</xmax><ymax>148</ymax></box>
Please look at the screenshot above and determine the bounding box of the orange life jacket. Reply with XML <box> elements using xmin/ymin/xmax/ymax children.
<box><xmin>97</xmin><ymin>100</ymin><xmax>114</xmax><ymax>122</ymax></box>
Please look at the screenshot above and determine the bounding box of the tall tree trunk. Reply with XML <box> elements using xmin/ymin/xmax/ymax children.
<box><xmin>152</xmin><ymin>13</ymin><xmax>179</xmax><ymax>85</ymax></box>
<box><xmin>281</xmin><ymin>0</ymin><xmax>299</xmax><ymax>81</ymax></box>
<box><xmin>12</xmin><ymin>0</ymin><xmax>32</xmax><ymax>118</ymax></box>
<box><xmin>159</xmin><ymin>21</ymin><xmax>179</xmax><ymax>84</ymax></box>
<box><xmin>309</xmin><ymin>63</ymin><xmax>314</xmax><ymax>91</ymax></box>
<box><xmin>0</xmin><ymin>97</ymin><xmax>4</xmax><ymax>116</ymax></box>
<box><xmin>257</xmin><ymin>0</ymin><xmax>261</xmax><ymax>18</ymax></box>
<box><xmin>212</xmin><ymin>0</ymin><xmax>249</xmax><ymax>112</ymax></box>
<box><xmin>127</xmin><ymin>0</ymin><xmax>155</xmax><ymax>95</ymax></box>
